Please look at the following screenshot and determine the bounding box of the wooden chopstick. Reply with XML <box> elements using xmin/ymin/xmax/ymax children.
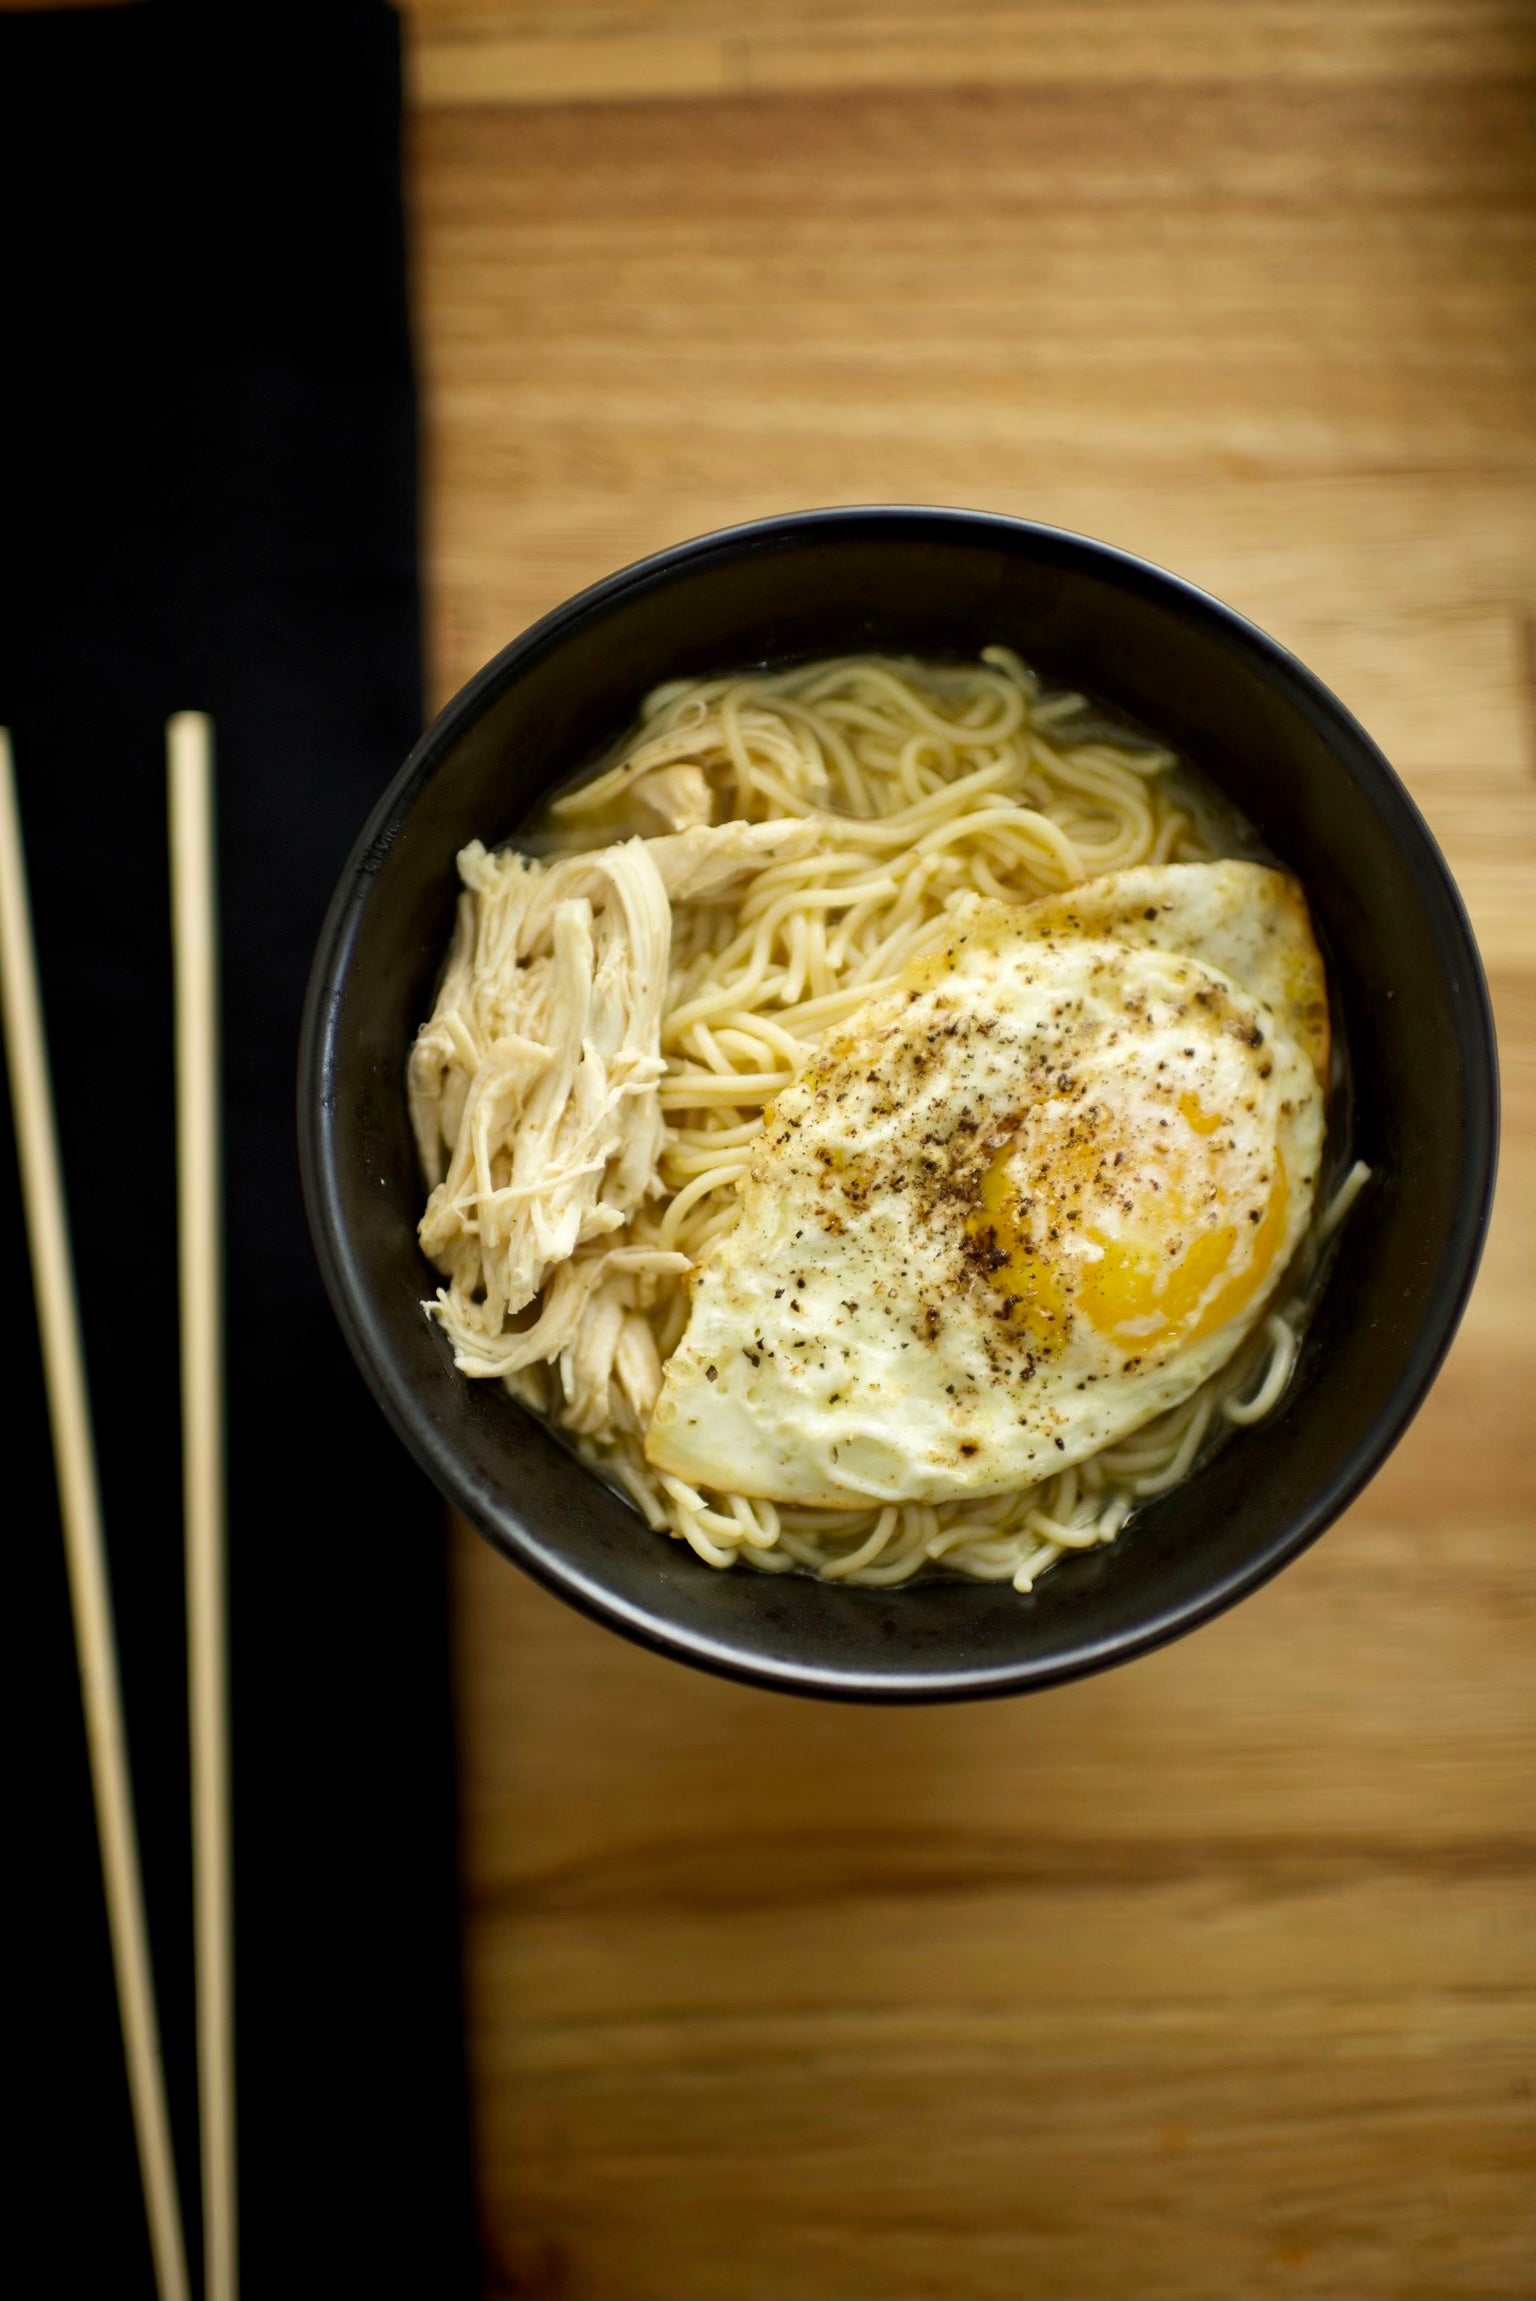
<box><xmin>168</xmin><ymin>712</ymin><xmax>238</xmax><ymax>2301</ymax></box>
<box><xmin>0</xmin><ymin>731</ymin><xmax>192</xmax><ymax>2301</ymax></box>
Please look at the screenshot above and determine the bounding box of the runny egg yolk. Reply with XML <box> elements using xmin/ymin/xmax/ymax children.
<box><xmin>967</xmin><ymin>1155</ymin><xmax>1070</xmax><ymax>1352</ymax></box>
<box><xmin>1178</xmin><ymin>1091</ymin><xmax>1224</xmax><ymax>1137</ymax></box>
<box><xmin>1076</xmin><ymin>1156</ymin><xmax>1288</xmax><ymax>1349</ymax></box>
<box><xmin>967</xmin><ymin>1093</ymin><xmax>1290</xmax><ymax>1361</ymax></box>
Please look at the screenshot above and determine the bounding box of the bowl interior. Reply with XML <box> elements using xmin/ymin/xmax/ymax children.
<box><xmin>303</xmin><ymin>513</ymin><xmax>1496</xmax><ymax>1699</ymax></box>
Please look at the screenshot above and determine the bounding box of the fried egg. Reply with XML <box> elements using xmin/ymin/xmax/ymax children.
<box><xmin>645</xmin><ymin>862</ymin><xmax>1328</xmax><ymax>1508</ymax></box>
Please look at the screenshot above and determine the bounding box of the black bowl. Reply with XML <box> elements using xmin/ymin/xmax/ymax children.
<box><xmin>299</xmin><ymin>508</ymin><xmax>1498</xmax><ymax>1701</ymax></box>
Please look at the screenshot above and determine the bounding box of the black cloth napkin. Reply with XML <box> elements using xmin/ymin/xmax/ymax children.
<box><xmin>2</xmin><ymin>4</ymin><xmax>475</xmax><ymax>2289</ymax></box>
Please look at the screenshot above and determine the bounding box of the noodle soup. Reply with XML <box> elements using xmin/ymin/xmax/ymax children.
<box><xmin>408</xmin><ymin>652</ymin><xmax>1366</xmax><ymax>1594</ymax></box>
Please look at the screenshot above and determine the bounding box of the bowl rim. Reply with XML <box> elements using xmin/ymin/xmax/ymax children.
<box><xmin>299</xmin><ymin>504</ymin><xmax>1500</xmax><ymax>1703</ymax></box>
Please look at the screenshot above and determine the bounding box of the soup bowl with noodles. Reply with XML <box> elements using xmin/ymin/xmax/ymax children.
<box><xmin>300</xmin><ymin>508</ymin><xmax>1497</xmax><ymax>1701</ymax></box>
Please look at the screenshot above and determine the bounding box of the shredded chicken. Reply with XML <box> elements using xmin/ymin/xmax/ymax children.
<box><xmin>648</xmin><ymin>815</ymin><xmax>816</xmax><ymax>899</ymax></box>
<box><xmin>407</xmin><ymin>818</ymin><xmax>815</xmax><ymax>1432</ymax></box>
<box><xmin>624</xmin><ymin>763</ymin><xmax>712</xmax><ymax>832</ymax></box>
<box><xmin>548</xmin><ymin>720</ymin><xmax>771</xmax><ymax>821</ymax></box>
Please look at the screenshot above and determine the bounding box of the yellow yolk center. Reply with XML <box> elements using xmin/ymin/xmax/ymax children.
<box><xmin>967</xmin><ymin>1094</ymin><xmax>1289</xmax><ymax>1361</ymax></box>
<box><xmin>1076</xmin><ymin>1158</ymin><xmax>1288</xmax><ymax>1349</ymax></box>
<box><xmin>968</xmin><ymin>1153</ymin><xmax>1071</xmax><ymax>1351</ymax></box>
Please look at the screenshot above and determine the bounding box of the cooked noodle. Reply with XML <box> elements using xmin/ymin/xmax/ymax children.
<box><xmin>411</xmin><ymin>651</ymin><xmax>1359</xmax><ymax>1593</ymax></box>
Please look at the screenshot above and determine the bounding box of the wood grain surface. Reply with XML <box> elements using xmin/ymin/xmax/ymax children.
<box><xmin>400</xmin><ymin>5</ymin><xmax>1536</xmax><ymax>2293</ymax></box>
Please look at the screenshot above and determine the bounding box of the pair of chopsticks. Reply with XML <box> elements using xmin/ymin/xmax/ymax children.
<box><xmin>0</xmin><ymin>719</ymin><xmax>236</xmax><ymax>2301</ymax></box>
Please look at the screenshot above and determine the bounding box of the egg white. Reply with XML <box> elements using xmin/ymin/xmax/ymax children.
<box><xmin>1011</xmin><ymin>859</ymin><xmax>1330</xmax><ymax>1084</ymax></box>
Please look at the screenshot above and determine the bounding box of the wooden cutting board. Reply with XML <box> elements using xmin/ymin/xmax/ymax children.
<box><xmin>402</xmin><ymin>6</ymin><xmax>1536</xmax><ymax>2293</ymax></box>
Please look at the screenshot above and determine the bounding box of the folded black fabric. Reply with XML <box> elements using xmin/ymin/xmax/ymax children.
<box><xmin>1</xmin><ymin>4</ymin><xmax>475</xmax><ymax>2289</ymax></box>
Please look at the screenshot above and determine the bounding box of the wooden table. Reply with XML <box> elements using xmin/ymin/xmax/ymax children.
<box><xmin>402</xmin><ymin>6</ymin><xmax>1536</xmax><ymax>2293</ymax></box>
